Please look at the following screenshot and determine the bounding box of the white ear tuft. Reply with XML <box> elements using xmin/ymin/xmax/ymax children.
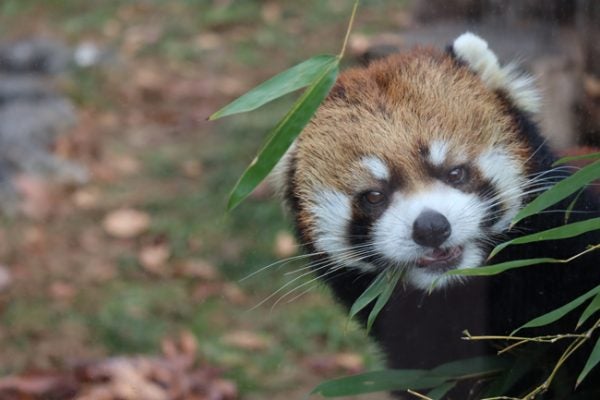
<box><xmin>453</xmin><ymin>32</ymin><xmax>541</xmax><ymax>114</ymax></box>
<box><xmin>267</xmin><ymin>141</ymin><xmax>296</xmax><ymax>197</ymax></box>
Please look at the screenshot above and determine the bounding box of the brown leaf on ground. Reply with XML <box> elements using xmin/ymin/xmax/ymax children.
<box><xmin>49</xmin><ymin>281</ymin><xmax>77</xmax><ymax>302</ymax></box>
<box><xmin>110</xmin><ymin>155</ymin><xmax>142</xmax><ymax>176</ymax></box>
<box><xmin>273</xmin><ymin>231</ymin><xmax>297</xmax><ymax>258</ymax></box>
<box><xmin>0</xmin><ymin>373</ymin><xmax>78</xmax><ymax>398</ymax></box>
<box><xmin>138</xmin><ymin>243</ymin><xmax>171</xmax><ymax>275</ymax></box>
<box><xmin>161</xmin><ymin>330</ymin><xmax>198</xmax><ymax>364</ymax></box>
<box><xmin>191</xmin><ymin>282</ymin><xmax>223</xmax><ymax>303</ymax></box>
<box><xmin>222</xmin><ymin>331</ymin><xmax>269</xmax><ymax>351</ymax></box>
<box><xmin>0</xmin><ymin>353</ymin><xmax>238</xmax><ymax>400</ymax></box>
<box><xmin>0</xmin><ymin>264</ymin><xmax>12</xmax><ymax>293</ymax></box>
<box><xmin>22</xmin><ymin>226</ymin><xmax>48</xmax><ymax>254</ymax></box>
<box><xmin>304</xmin><ymin>352</ymin><xmax>365</xmax><ymax>376</ymax></box>
<box><xmin>176</xmin><ymin>259</ymin><xmax>218</xmax><ymax>280</ymax></box>
<box><xmin>222</xmin><ymin>283</ymin><xmax>247</xmax><ymax>305</ymax></box>
<box><xmin>103</xmin><ymin>208</ymin><xmax>150</xmax><ymax>239</ymax></box>
<box><xmin>180</xmin><ymin>159</ymin><xmax>203</xmax><ymax>179</ymax></box>
<box><xmin>72</xmin><ymin>188</ymin><xmax>101</xmax><ymax>210</ymax></box>
<box><xmin>584</xmin><ymin>74</ymin><xmax>600</xmax><ymax>98</ymax></box>
<box><xmin>14</xmin><ymin>174</ymin><xmax>61</xmax><ymax>220</ymax></box>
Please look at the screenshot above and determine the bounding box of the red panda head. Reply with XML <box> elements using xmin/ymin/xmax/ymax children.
<box><xmin>272</xmin><ymin>33</ymin><xmax>542</xmax><ymax>290</ymax></box>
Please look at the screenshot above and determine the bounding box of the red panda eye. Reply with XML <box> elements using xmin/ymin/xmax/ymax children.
<box><xmin>447</xmin><ymin>167</ymin><xmax>467</xmax><ymax>185</ymax></box>
<box><xmin>364</xmin><ymin>191</ymin><xmax>386</xmax><ymax>205</ymax></box>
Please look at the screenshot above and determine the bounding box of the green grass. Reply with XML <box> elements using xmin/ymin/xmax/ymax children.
<box><xmin>0</xmin><ymin>1</ymin><xmax>403</xmax><ymax>397</ymax></box>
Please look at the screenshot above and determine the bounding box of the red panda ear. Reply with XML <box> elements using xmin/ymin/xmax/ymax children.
<box><xmin>452</xmin><ymin>32</ymin><xmax>541</xmax><ymax>114</ymax></box>
<box><xmin>268</xmin><ymin>142</ymin><xmax>296</xmax><ymax>197</ymax></box>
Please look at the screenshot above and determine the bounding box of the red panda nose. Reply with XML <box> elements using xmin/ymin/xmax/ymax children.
<box><xmin>412</xmin><ymin>209</ymin><xmax>452</xmax><ymax>248</ymax></box>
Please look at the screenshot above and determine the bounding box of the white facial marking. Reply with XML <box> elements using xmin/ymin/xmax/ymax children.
<box><xmin>361</xmin><ymin>156</ymin><xmax>390</xmax><ymax>181</ymax></box>
<box><xmin>310</xmin><ymin>189</ymin><xmax>373</xmax><ymax>271</ymax></box>
<box><xmin>371</xmin><ymin>183</ymin><xmax>487</xmax><ymax>290</ymax></box>
<box><xmin>477</xmin><ymin>149</ymin><xmax>525</xmax><ymax>231</ymax></box>
<box><xmin>428</xmin><ymin>140</ymin><xmax>449</xmax><ymax>166</ymax></box>
<box><xmin>407</xmin><ymin>243</ymin><xmax>484</xmax><ymax>290</ymax></box>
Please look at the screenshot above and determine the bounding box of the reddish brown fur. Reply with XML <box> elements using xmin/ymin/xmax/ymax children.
<box><xmin>291</xmin><ymin>48</ymin><xmax>532</xmax><ymax>240</ymax></box>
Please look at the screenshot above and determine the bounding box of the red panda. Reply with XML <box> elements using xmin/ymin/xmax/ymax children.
<box><xmin>271</xmin><ymin>33</ymin><xmax>600</xmax><ymax>398</ymax></box>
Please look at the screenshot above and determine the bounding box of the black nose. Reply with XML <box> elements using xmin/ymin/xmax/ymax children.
<box><xmin>412</xmin><ymin>209</ymin><xmax>452</xmax><ymax>248</ymax></box>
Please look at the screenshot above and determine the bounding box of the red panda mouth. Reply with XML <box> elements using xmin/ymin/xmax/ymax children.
<box><xmin>416</xmin><ymin>246</ymin><xmax>464</xmax><ymax>271</ymax></box>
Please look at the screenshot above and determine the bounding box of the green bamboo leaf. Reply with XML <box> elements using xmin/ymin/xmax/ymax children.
<box><xmin>512</xmin><ymin>160</ymin><xmax>600</xmax><ymax>226</ymax></box>
<box><xmin>564</xmin><ymin>188</ymin><xmax>586</xmax><ymax>224</ymax></box>
<box><xmin>553</xmin><ymin>152</ymin><xmax>600</xmax><ymax>166</ymax></box>
<box><xmin>577</xmin><ymin>336</ymin><xmax>600</xmax><ymax>387</ymax></box>
<box><xmin>489</xmin><ymin>218</ymin><xmax>600</xmax><ymax>259</ymax></box>
<box><xmin>577</xmin><ymin>293</ymin><xmax>600</xmax><ymax>328</ymax></box>
<box><xmin>209</xmin><ymin>55</ymin><xmax>338</xmax><ymax>120</ymax></box>
<box><xmin>445</xmin><ymin>257</ymin><xmax>557</xmax><ymax>278</ymax></box>
<box><xmin>227</xmin><ymin>60</ymin><xmax>339</xmax><ymax>210</ymax></box>
<box><xmin>309</xmin><ymin>369</ymin><xmax>447</xmax><ymax>397</ymax></box>
<box><xmin>427</xmin><ymin>382</ymin><xmax>456</xmax><ymax>400</ymax></box>
<box><xmin>512</xmin><ymin>284</ymin><xmax>600</xmax><ymax>335</ymax></box>
<box><xmin>366</xmin><ymin>270</ymin><xmax>402</xmax><ymax>333</ymax></box>
<box><xmin>348</xmin><ymin>272</ymin><xmax>387</xmax><ymax>320</ymax></box>
<box><xmin>310</xmin><ymin>356</ymin><xmax>507</xmax><ymax>398</ymax></box>
<box><xmin>430</xmin><ymin>355</ymin><xmax>508</xmax><ymax>378</ymax></box>
<box><xmin>483</xmin><ymin>353</ymin><xmax>540</xmax><ymax>397</ymax></box>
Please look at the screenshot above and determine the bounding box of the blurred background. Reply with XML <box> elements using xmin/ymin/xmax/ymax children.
<box><xmin>0</xmin><ymin>1</ymin><xmax>597</xmax><ymax>399</ymax></box>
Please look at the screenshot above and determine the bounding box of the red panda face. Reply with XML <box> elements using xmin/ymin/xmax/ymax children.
<box><xmin>273</xmin><ymin>33</ymin><xmax>541</xmax><ymax>290</ymax></box>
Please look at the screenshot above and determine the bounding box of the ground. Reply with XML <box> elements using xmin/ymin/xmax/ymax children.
<box><xmin>0</xmin><ymin>1</ymin><xmax>410</xmax><ymax>399</ymax></box>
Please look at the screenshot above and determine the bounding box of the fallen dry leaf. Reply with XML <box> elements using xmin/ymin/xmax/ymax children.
<box><xmin>14</xmin><ymin>174</ymin><xmax>60</xmax><ymax>220</ymax></box>
<box><xmin>180</xmin><ymin>159</ymin><xmax>203</xmax><ymax>178</ymax></box>
<box><xmin>111</xmin><ymin>154</ymin><xmax>142</xmax><ymax>176</ymax></box>
<box><xmin>584</xmin><ymin>74</ymin><xmax>600</xmax><ymax>98</ymax></box>
<box><xmin>222</xmin><ymin>283</ymin><xmax>247</xmax><ymax>305</ymax></box>
<box><xmin>274</xmin><ymin>231</ymin><xmax>297</xmax><ymax>258</ymax></box>
<box><xmin>0</xmin><ymin>264</ymin><xmax>12</xmax><ymax>293</ymax></box>
<box><xmin>305</xmin><ymin>352</ymin><xmax>364</xmax><ymax>375</ymax></box>
<box><xmin>176</xmin><ymin>259</ymin><xmax>218</xmax><ymax>280</ymax></box>
<box><xmin>191</xmin><ymin>282</ymin><xmax>223</xmax><ymax>303</ymax></box>
<box><xmin>72</xmin><ymin>188</ymin><xmax>100</xmax><ymax>210</ymax></box>
<box><xmin>334</xmin><ymin>352</ymin><xmax>364</xmax><ymax>374</ymax></box>
<box><xmin>222</xmin><ymin>331</ymin><xmax>269</xmax><ymax>351</ymax></box>
<box><xmin>103</xmin><ymin>208</ymin><xmax>150</xmax><ymax>239</ymax></box>
<box><xmin>161</xmin><ymin>330</ymin><xmax>198</xmax><ymax>363</ymax></box>
<box><xmin>22</xmin><ymin>226</ymin><xmax>48</xmax><ymax>254</ymax></box>
<box><xmin>139</xmin><ymin>243</ymin><xmax>171</xmax><ymax>274</ymax></box>
<box><xmin>49</xmin><ymin>281</ymin><xmax>77</xmax><ymax>302</ymax></box>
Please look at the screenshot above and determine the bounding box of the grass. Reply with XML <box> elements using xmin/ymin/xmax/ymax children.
<box><xmin>0</xmin><ymin>1</ymin><xmax>409</xmax><ymax>397</ymax></box>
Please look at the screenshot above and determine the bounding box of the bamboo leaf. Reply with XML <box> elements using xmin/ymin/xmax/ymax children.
<box><xmin>489</xmin><ymin>218</ymin><xmax>600</xmax><ymax>259</ymax></box>
<box><xmin>209</xmin><ymin>55</ymin><xmax>338</xmax><ymax>120</ymax></box>
<box><xmin>577</xmin><ymin>293</ymin><xmax>600</xmax><ymax>328</ymax></box>
<box><xmin>430</xmin><ymin>355</ymin><xmax>508</xmax><ymax>378</ymax></box>
<box><xmin>564</xmin><ymin>188</ymin><xmax>586</xmax><ymax>224</ymax></box>
<box><xmin>577</xmin><ymin>336</ymin><xmax>600</xmax><ymax>387</ymax></box>
<box><xmin>310</xmin><ymin>356</ymin><xmax>507</xmax><ymax>398</ymax></box>
<box><xmin>366</xmin><ymin>270</ymin><xmax>402</xmax><ymax>333</ymax></box>
<box><xmin>309</xmin><ymin>369</ymin><xmax>447</xmax><ymax>397</ymax></box>
<box><xmin>427</xmin><ymin>382</ymin><xmax>456</xmax><ymax>400</ymax></box>
<box><xmin>553</xmin><ymin>152</ymin><xmax>600</xmax><ymax>166</ymax></box>
<box><xmin>483</xmin><ymin>353</ymin><xmax>540</xmax><ymax>397</ymax></box>
<box><xmin>512</xmin><ymin>160</ymin><xmax>600</xmax><ymax>226</ymax></box>
<box><xmin>512</xmin><ymin>285</ymin><xmax>600</xmax><ymax>335</ymax></box>
<box><xmin>227</xmin><ymin>60</ymin><xmax>339</xmax><ymax>210</ymax></box>
<box><xmin>348</xmin><ymin>272</ymin><xmax>387</xmax><ymax>320</ymax></box>
<box><xmin>445</xmin><ymin>257</ymin><xmax>557</xmax><ymax>278</ymax></box>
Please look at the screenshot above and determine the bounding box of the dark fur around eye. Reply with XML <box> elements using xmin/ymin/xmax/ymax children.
<box><xmin>359</xmin><ymin>190</ymin><xmax>389</xmax><ymax>212</ymax></box>
<box><xmin>446</xmin><ymin>166</ymin><xmax>469</xmax><ymax>185</ymax></box>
